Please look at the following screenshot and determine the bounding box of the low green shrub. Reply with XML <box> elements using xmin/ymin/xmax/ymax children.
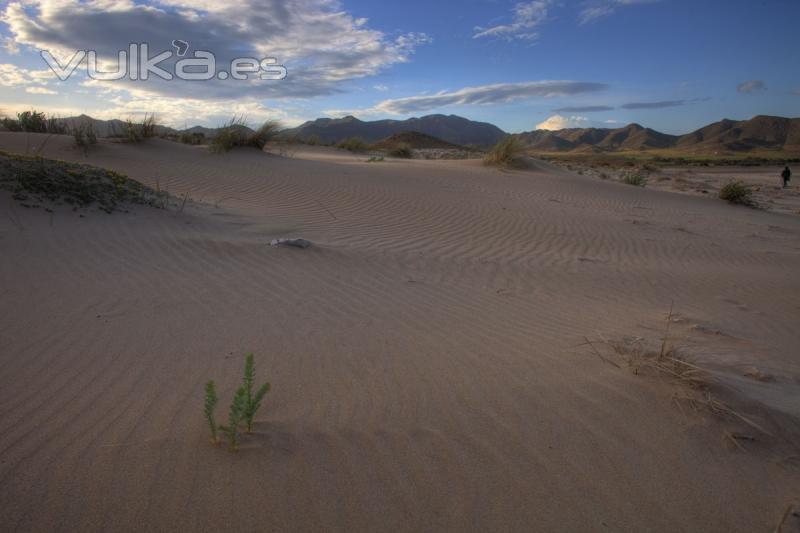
<box><xmin>336</xmin><ymin>137</ymin><xmax>369</xmax><ymax>153</ymax></box>
<box><xmin>621</xmin><ymin>173</ymin><xmax>647</xmax><ymax>186</ymax></box>
<box><xmin>719</xmin><ymin>181</ymin><xmax>755</xmax><ymax>206</ymax></box>
<box><xmin>388</xmin><ymin>142</ymin><xmax>413</xmax><ymax>158</ymax></box>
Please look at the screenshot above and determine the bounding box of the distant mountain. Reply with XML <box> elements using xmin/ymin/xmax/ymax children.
<box><xmin>516</xmin><ymin>115</ymin><xmax>800</xmax><ymax>154</ymax></box>
<box><xmin>371</xmin><ymin>131</ymin><xmax>463</xmax><ymax>150</ymax></box>
<box><xmin>282</xmin><ymin>114</ymin><xmax>507</xmax><ymax>146</ymax></box>
<box><xmin>58</xmin><ymin>115</ymin><xmax>255</xmax><ymax>138</ymax></box>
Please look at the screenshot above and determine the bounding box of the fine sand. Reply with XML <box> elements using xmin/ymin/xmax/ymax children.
<box><xmin>1</xmin><ymin>133</ymin><xmax>799</xmax><ymax>532</ymax></box>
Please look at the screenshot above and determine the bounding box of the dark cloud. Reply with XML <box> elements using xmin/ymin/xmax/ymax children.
<box><xmin>737</xmin><ymin>80</ymin><xmax>767</xmax><ymax>93</ymax></box>
<box><xmin>553</xmin><ymin>105</ymin><xmax>614</xmax><ymax>113</ymax></box>
<box><xmin>3</xmin><ymin>1</ymin><xmax>429</xmax><ymax>101</ymax></box>
<box><xmin>620</xmin><ymin>100</ymin><xmax>685</xmax><ymax>110</ymax></box>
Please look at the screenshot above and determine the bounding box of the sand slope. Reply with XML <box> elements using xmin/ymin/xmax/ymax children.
<box><xmin>1</xmin><ymin>134</ymin><xmax>799</xmax><ymax>532</ymax></box>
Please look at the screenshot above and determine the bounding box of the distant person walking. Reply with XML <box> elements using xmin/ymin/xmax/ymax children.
<box><xmin>782</xmin><ymin>166</ymin><xmax>792</xmax><ymax>188</ymax></box>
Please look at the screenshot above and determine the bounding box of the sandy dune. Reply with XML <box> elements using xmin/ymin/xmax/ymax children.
<box><xmin>1</xmin><ymin>133</ymin><xmax>799</xmax><ymax>532</ymax></box>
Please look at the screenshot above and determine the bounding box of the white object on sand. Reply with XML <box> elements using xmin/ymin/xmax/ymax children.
<box><xmin>270</xmin><ymin>238</ymin><xmax>312</xmax><ymax>249</ymax></box>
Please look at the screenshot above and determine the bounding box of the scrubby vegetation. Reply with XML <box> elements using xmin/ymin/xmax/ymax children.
<box><xmin>1</xmin><ymin>110</ymin><xmax>67</xmax><ymax>134</ymax></box>
<box><xmin>210</xmin><ymin>116</ymin><xmax>282</xmax><ymax>153</ymax></box>
<box><xmin>204</xmin><ymin>381</ymin><xmax>219</xmax><ymax>446</ymax></box>
<box><xmin>249</xmin><ymin>120</ymin><xmax>283</xmax><ymax>149</ymax></box>
<box><xmin>305</xmin><ymin>134</ymin><xmax>321</xmax><ymax>146</ymax></box>
<box><xmin>0</xmin><ymin>151</ymin><xmax>159</xmax><ymax>213</ymax></box>
<box><xmin>204</xmin><ymin>353</ymin><xmax>271</xmax><ymax>452</ymax></box>
<box><xmin>484</xmin><ymin>136</ymin><xmax>526</xmax><ymax>167</ymax></box>
<box><xmin>336</xmin><ymin>137</ymin><xmax>369</xmax><ymax>153</ymax></box>
<box><xmin>179</xmin><ymin>132</ymin><xmax>206</xmax><ymax>145</ymax></box>
<box><xmin>719</xmin><ymin>180</ymin><xmax>755</xmax><ymax>206</ymax></box>
<box><xmin>388</xmin><ymin>142</ymin><xmax>413</xmax><ymax>158</ymax></box>
<box><xmin>122</xmin><ymin>113</ymin><xmax>158</xmax><ymax>143</ymax></box>
<box><xmin>621</xmin><ymin>173</ymin><xmax>647</xmax><ymax>186</ymax></box>
<box><xmin>72</xmin><ymin>121</ymin><xmax>98</xmax><ymax>152</ymax></box>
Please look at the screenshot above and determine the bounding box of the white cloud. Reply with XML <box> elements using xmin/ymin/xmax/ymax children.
<box><xmin>536</xmin><ymin>115</ymin><xmax>590</xmax><ymax>130</ymax></box>
<box><xmin>474</xmin><ymin>1</ymin><xmax>552</xmax><ymax>41</ymax></box>
<box><xmin>25</xmin><ymin>86</ymin><xmax>57</xmax><ymax>94</ymax></box>
<box><xmin>2</xmin><ymin>0</ymin><xmax>430</xmax><ymax>101</ymax></box>
<box><xmin>368</xmin><ymin>80</ymin><xmax>607</xmax><ymax>115</ymax></box>
<box><xmin>579</xmin><ymin>0</ymin><xmax>662</xmax><ymax>24</ymax></box>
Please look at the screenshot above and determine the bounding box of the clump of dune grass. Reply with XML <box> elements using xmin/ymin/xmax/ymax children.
<box><xmin>366</xmin><ymin>156</ymin><xmax>384</xmax><ymax>163</ymax></box>
<box><xmin>719</xmin><ymin>180</ymin><xmax>755</xmax><ymax>207</ymax></box>
<box><xmin>204</xmin><ymin>381</ymin><xmax>219</xmax><ymax>445</ymax></box>
<box><xmin>484</xmin><ymin>136</ymin><xmax>526</xmax><ymax>167</ymax></box>
<box><xmin>72</xmin><ymin>121</ymin><xmax>98</xmax><ymax>153</ymax></box>
<box><xmin>336</xmin><ymin>137</ymin><xmax>369</xmax><ymax>153</ymax></box>
<box><xmin>388</xmin><ymin>142</ymin><xmax>413</xmax><ymax>158</ymax></box>
<box><xmin>122</xmin><ymin>113</ymin><xmax>158</xmax><ymax>143</ymax></box>
<box><xmin>210</xmin><ymin>116</ymin><xmax>249</xmax><ymax>153</ymax></box>
<box><xmin>249</xmin><ymin>119</ymin><xmax>283</xmax><ymax>149</ymax></box>
<box><xmin>305</xmin><ymin>134</ymin><xmax>321</xmax><ymax>146</ymax></box>
<box><xmin>621</xmin><ymin>172</ymin><xmax>647</xmax><ymax>187</ymax></box>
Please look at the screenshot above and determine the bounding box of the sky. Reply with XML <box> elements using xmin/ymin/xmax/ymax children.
<box><xmin>0</xmin><ymin>0</ymin><xmax>799</xmax><ymax>134</ymax></box>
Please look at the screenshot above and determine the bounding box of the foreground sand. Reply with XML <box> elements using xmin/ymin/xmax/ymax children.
<box><xmin>1</xmin><ymin>134</ymin><xmax>799</xmax><ymax>532</ymax></box>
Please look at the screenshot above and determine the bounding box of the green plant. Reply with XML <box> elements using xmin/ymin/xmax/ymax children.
<box><xmin>388</xmin><ymin>142</ymin><xmax>412</xmax><ymax>158</ymax></box>
<box><xmin>219</xmin><ymin>386</ymin><xmax>247</xmax><ymax>451</ymax></box>
<box><xmin>1</xmin><ymin>117</ymin><xmax>22</xmax><ymax>131</ymax></box>
<box><xmin>204</xmin><ymin>380</ymin><xmax>219</xmax><ymax>445</ymax></box>
<box><xmin>306</xmin><ymin>134</ymin><xmax>321</xmax><ymax>146</ymax></box>
<box><xmin>719</xmin><ymin>180</ymin><xmax>755</xmax><ymax>206</ymax></box>
<box><xmin>72</xmin><ymin>121</ymin><xmax>98</xmax><ymax>152</ymax></box>
<box><xmin>242</xmin><ymin>353</ymin><xmax>270</xmax><ymax>433</ymax></box>
<box><xmin>336</xmin><ymin>137</ymin><xmax>368</xmax><ymax>153</ymax></box>
<box><xmin>484</xmin><ymin>136</ymin><xmax>526</xmax><ymax>167</ymax></box>
<box><xmin>621</xmin><ymin>173</ymin><xmax>647</xmax><ymax>186</ymax></box>
<box><xmin>366</xmin><ymin>156</ymin><xmax>384</xmax><ymax>163</ymax></box>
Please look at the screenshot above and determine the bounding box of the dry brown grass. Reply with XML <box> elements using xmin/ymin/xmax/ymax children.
<box><xmin>581</xmin><ymin>305</ymin><xmax>773</xmax><ymax>446</ymax></box>
<box><xmin>484</xmin><ymin>136</ymin><xmax>526</xmax><ymax>167</ymax></box>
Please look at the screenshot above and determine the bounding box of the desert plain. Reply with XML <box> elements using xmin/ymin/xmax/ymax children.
<box><xmin>1</xmin><ymin>133</ymin><xmax>799</xmax><ymax>532</ymax></box>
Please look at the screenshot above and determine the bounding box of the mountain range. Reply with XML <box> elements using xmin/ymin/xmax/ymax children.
<box><xmin>48</xmin><ymin>114</ymin><xmax>800</xmax><ymax>155</ymax></box>
<box><xmin>516</xmin><ymin>115</ymin><xmax>800</xmax><ymax>154</ymax></box>
<box><xmin>281</xmin><ymin>114</ymin><xmax>506</xmax><ymax>146</ymax></box>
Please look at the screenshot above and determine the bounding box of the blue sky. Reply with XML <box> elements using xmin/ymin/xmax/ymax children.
<box><xmin>1</xmin><ymin>0</ymin><xmax>799</xmax><ymax>133</ymax></box>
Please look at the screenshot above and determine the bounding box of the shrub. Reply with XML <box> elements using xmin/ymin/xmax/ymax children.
<box><xmin>242</xmin><ymin>353</ymin><xmax>270</xmax><ymax>434</ymax></box>
<box><xmin>210</xmin><ymin>116</ymin><xmax>250</xmax><ymax>153</ymax></box>
<box><xmin>305</xmin><ymin>134</ymin><xmax>321</xmax><ymax>146</ymax></box>
<box><xmin>1</xmin><ymin>117</ymin><xmax>22</xmax><ymax>131</ymax></box>
<box><xmin>123</xmin><ymin>113</ymin><xmax>158</xmax><ymax>143</ymax></box>
<box><xmin>336</xmin><ymin>137</ymin><xmax>369</xmax><ymax>153</ymax></box>
<box><xmin>72</xmin><ymin>121</ymin><xmax>98</xmax><ymax>152</ymax></box>
<box><xmin>719</xmin><ymin>181</ymin><xmax>755</xmax><ymax>206</ymax></box>
<box><xmin>219</xmin><ymin>386</ymin><xmax>247</xmax><ymax>451</ymax></box>
<box><xmin>249</xmin><ymin>120</ymin><xmax>282</xmax><ymax>149</ymax></box>
<box><xmin>388</xmin><ymin>142</ymin><xmax>413</xmax><ymax>158</ymax></box>
<box><xmin>17</xmin><ymin>110</ymin><xmax>48</xmax><ymax>133</ymax></box>
<box><xmin>621</xmin><ymin>173</ymin><xmax>647</xmax><ymax>186</ymax></box>
<box><xmin>179</xmin><ymin>132</ymin><xmax>206</xmax><ymax>145</ymax></box>
<box><xmin>484</xmin><ymin>136</ymin><xmax>526</xmax><ymax>167</ymax></box>
<box><xmin>204</xmin><ymin>381</ymin><xmax>219</xmax><ymax>445</ymax></box>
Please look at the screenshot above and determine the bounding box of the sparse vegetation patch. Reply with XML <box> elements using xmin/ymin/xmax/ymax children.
<box><xmin>0</xmin><ymin>151</ymin><xmax>159</xmax><ymax>213</ymax></box>
<box><xmin>719</xmin><ymin>180</ymin><xmax>755</xmax><ymax>207</ymax></box>
<box><xmin>484</xmin><ymin>136</ymin><xmax>526</xmax><ymax>167</ymax></box>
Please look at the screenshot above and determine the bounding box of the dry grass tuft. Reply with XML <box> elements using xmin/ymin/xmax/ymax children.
<box><xmin>484</xmin><ymin>136</ymin><xmax>526</xmax><ymax>167</ymax></box>
<box><xmin>581</xmin><ymin>304</ymin><xmax>774</xmax><ymax>446</ymax></box>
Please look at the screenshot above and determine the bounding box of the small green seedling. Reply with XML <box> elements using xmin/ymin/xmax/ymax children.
<box><xmin>204</xmin><ymin>380</ymin><xmax>219</xmax><ymax>445</ymax></box>
<box><xmin>219</xmin><ymin>386</ymin><xmax>247</xmax><ymax>451</ymax></box>
<box><xmin>242</xmin><ymin>353</ymin><xmax>271</xmax><ymax>433</ymax></box>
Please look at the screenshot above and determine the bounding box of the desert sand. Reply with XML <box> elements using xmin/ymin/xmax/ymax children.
<box><xmin>1</xmin><ymin>133</ymin><xmax>799</xmax><ymax>532</ymax></box>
